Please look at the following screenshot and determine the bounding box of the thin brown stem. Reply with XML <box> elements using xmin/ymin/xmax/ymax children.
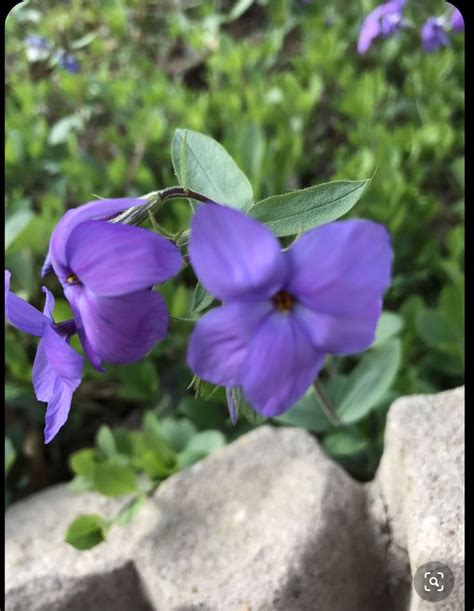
<box><xmin>110</xmin><ymin>186</ymin><xmax>215</xmax><ymax>227</ymax></box>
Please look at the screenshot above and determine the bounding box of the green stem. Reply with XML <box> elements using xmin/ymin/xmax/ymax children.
<box><xmin>110</xmin><ymin>186</ymin><xmax>213</xmax><ymax>227</ymax></box>
<box><xmin>313</xmin><ymin>379</ymin><xmax>341</xmax><ymax>427</ymax></box>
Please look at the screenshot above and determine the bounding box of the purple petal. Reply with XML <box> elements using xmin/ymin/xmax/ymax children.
<box><xmin>450</xmin><ymin>7</ymin><xmax>464</xmax><ymax>32</ymax></box>
<box><xmin>44</xmin><ymin>384</ymin><xmax>75</xmax><ymax>444</ymax></box>
<box><xmin>293</xmin><ymin>299</ymin><xmax>382</xmax><ymax>355</ymax></box>
<box><xmin>358</xmin><ymin>12</ymin><xmax>382</xmax><ymax>53</ymax></box>
<box><xmin>65</xmin><ymin>220</ymin><xmax>182</xmax><ymax>295</ymax></box>
<box><xmin>32</xmin><ymin>326</ymin><xmax>83</xmax><ymax>443</ymax></box>
<box><xmin>421</xmin><ymin>17</ymin><xmax>450</xmax><ymax>52</ymax></box>
<box><xmin>45</xmin><ymin>197</ymin><xmax>146</xmax><ymax>278</ymax></box>
<box><xmin>241</xmin><ymin>312</ymin><xmax>325</xmax><ymax>417</ymax></box>
<box><xmin>41</xmin><ymin>286</ymin><xmax>55</xmax><ymax>320</ymax></box>
<box><xmin>5</xmin><ymin>270</ymin><xmax>49</xmax><ymax>336</ymax></box>
<box><xmin>69</xmin><ymin>287</ymin><xmax>169</xmax><ymax>365</ymax></box>
<box><xmin>187</xmin><ymin>301</ymin><xmax>271</xmax><ymax>387</ymax></box>
<box><xmin>357</xmin><ymin>1</ymin><xmax>404</xmax><ymax>53</ymax></box>
<box><xmin>286</xmin><ymin>219</ymin><xmax>392</xmax><ymax>315</ymax></box>
<box><xmin>189</xmin><ymin>204</ymin><xmax>287</xmax><ymax>301</ymax></box>
<box><xmin>64</xmin><ymin>287</ymin><xmax>104</xmax><ymax>371</ymax></box>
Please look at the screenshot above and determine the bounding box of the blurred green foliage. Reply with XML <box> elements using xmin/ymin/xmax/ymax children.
<box><xmin>5</xmin><ymin>0</ymin><xmax>464</xmax><ymax>502</ymax></box>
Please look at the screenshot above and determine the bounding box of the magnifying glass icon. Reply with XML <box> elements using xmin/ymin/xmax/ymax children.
<box><xmin>429</xmin><ymin>576</ymin><xmax>440</xmax><ymax>589</ymax></box>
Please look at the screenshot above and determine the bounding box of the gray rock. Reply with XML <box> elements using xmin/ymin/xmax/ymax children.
<box><xmin>5</xmin><ymin>387</ymin><xmax>464</xmax><ymax>611</ymax></box>
<box><xmin>6</xmin><ymin>426</ymin><xmax>390</xmax><ymax>611</ymax></box>
<box><xmin>371</xmin><ymin>386</ymin><xmax>465</xmax><ymax>610</ymax></box>
<box><xmin>133</xmin><ymin>426</ymin><xmax>389</xmax><ymax>610</ymax></box>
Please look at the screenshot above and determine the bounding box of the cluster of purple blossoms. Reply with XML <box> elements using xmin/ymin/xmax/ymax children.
<box><xmin>6</xmin><ymin>197</ymin><xmax>182</xmax><ymax>442</ymax></box>
<box><xmin>24</xmin><ymin>35</ymin><xmax>81</xmax><ymax>74</ymax></box>
<box><xmin>357</xmin><ymin>2</ymin><xmax>464</xmax><ymax>54</ymax></box>
<box><xmin>421</xmin><ymin>7</ymin><xmax>464</xmax><ymax>53</ymax></box>
<box><xmin>6</xmin><ymin>195</ymin><xmax>392</xmax><ymax>440</ymax></box>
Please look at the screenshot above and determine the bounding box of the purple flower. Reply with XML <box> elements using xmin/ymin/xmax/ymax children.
<box><xmin>449</xmin><ymin>6</ymin><xmax>464</xmax><ymax>32</ymax></box>
<box><xmin>44</xmin><ymin>197</ymin><xmax>182</xmax><ymax>371</ymax></box>
<box><xmin>187</xmin><ymin>205</ymin><xmax>392</xmax><ymax>418</ymax></box>
<box><xmin>58</xmin><ymin>52</ymin><xmax>80</xmax><ymax>74</ymax></box>
<box><xmin>24</xmin><ymin>35</ymin><xmax>53</xmax><ymax>62</ymax></box>
<box><xmin>5</xmin><ymin>271</ymin><xmax>83</xmax><ymax>443</ymax></box>
<box><xmin>357</xmin><ymin>0</ymin><xmax>406</xmax><ymax>54</ymax></box>
<box><xmin>421</xmin><ymin>17</ymin><xmax>450</xmax><ymax>52</ymax></box>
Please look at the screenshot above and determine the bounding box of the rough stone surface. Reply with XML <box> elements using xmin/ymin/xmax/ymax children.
<box><xmin>5</xmin><ymin>387</ymin><xmax>464</xmax><ymax>611</ymax></box>
<box><xmin>371</xmin><ymin>386</ymin><xmax>465</xmax><ymax>610</ymax></box>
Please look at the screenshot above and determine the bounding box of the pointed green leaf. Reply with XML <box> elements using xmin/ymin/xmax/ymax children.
<box><xmin>248</xmin><ymin>179</ymin><xmax>370</xmax><ymax>236</ymax></box>
<box><xmin>171</xmin><ymin>129</ymin><xmax>253</xmax><ymax>210</ymax></box>
<box><xmin>372</xmin><ymin>312</ymin><xmax>404</xmax><ymax>347</ymax></box>
<box><xmin>336</xmin><ymin>339</ymin><xmax>402</xmax><ymax>424</ymax></box>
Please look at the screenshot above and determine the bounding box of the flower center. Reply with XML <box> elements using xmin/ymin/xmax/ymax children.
<box><xmin>272</xmin><ymin>290</ymin><xmax>294</xmax><ymax>313</ymax></box>
<box><xmin>66</xmin><ymin>274</ymin><xmax>80</xmax><ymax>285</ymax></box>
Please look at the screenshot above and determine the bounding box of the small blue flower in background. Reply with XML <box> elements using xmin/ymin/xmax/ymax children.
<box><xmin>24</xmin><ymin>35</ymin><xmax>53</xmax><ymax>62</ymax></box>
<box><xmin>421</xmin><ymin>16</ymin><xmax>450</xmax><ymax>52</ymax></box>
<box><xmin>24</xmin><ymin>35</ymin><xmax>81</xmax><ymax>74</ymax></box>
<box><xmin>421</xmin><ymin>5</ymin><xmax>464</xmax><ymax>53</ymax></box>
<box><xmin>357</xmin><ymin>0</ymin><xmax>406</xmax><ymax>54</ymax></box>
<box><xmin>58</xmin><ymin>51</ymin><xmax>81</xmax><ymax>74</ymax></box>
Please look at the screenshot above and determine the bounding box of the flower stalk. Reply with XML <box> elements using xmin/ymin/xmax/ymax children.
<box><xmin>313</xmin><ymin>379</ymin><xmax>341</xmax><ymax>427</ymax></box>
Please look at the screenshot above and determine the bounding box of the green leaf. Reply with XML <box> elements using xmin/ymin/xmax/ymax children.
<box><xmin>5</xmin><ymin>438</ymin><xmax>16</xmax><ymax>476</ymax></box>
<box><xmin>336</xmin><ymin>339</ymin><xmax>402</xmax><ymax>424</ymax></box>
<box><xmin>323</xmin><ymin>430</ymin><xmax>368</xmax><ymax>458</ymax></box>
<box><xmin>225</xmin><ymin>0</ymin><xmax>255</xmax><ymax>22</ymax></box>
<box><xmin>171</xmin><ymin>129</ymin><xmax>254</xmax><ymax>210</ymax></box>
<box><xmin>142</xmin><ymin>412</ymin><xmax>177</xmax><ymax>464</ymax></box>
<box><xmin>48</xmin><ymin>115</ymin><xmax>83</xmax><ymax>146</ymax></box>
<box><xmin>71</xmin><ymin>32</ymin><xmax>97</xmax><ymax>50</ymax></box>
<box><xmin>5</xmin><ymin>209</ymin><xmax>34</xmax><ymax>251</ymax></box>
<box><xmin>93</xmin><ymin>462</ymin><xmax>137</xmax><ymax>497</ymax></box>
<box><xmin>275</xmin><ymin>386</ymin><xmax>332</xmax><ymax>433</ymax></box>
<box><xmin>129</xmin><ymin>430</ymin><xmax>176</xmax><ymax>478</ymax></box>
<box><xmin>177</xmin><ymin>431</ymin><xmax>226</xmax><ymax>468</ymax></box>
<box><xmin>158</xmin><ymin>418</ymin><xmax>197</xmax><ymax>453</ymax></box>
<box><xmin>185</xmin><ymin>431</ymin><xmax>226</xmax><ymax>454</ymax></box>
<box><xmin>192</xmin><ymin>283</ymin><xmax>214</xmax><ymax>314</ymax></box>
<box><xmin>416</xmin><ymin>310</ymin><xmax>460</xmax><ymax>350</ymax></box>
<box><xmin>248</xmin><ymin>180</ymin><xmax>370</xmax><ymax>237</ymax></box>
<box><xmin>68</xmin><ymin>475</ymin><xmax>94</xmax><ymax>493</ymax></box>
<box><xmin>95</xmin><ymin>425</ymin><xmax>117</xmax><ymax>459</ymax></box>
<box><xmin>65</xmin><ymin>514</ymin><xmax>109</xmax><ymax>550</ymax></box>
<box><xmin>68</xmin><ymin>449</ymin><xmax>97</xmax><ymax>478</ymax></box>
<box><xmin>372</xmin><ymin>312</ymin><xmax>404</xmax><ymax>347</ymax></box>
